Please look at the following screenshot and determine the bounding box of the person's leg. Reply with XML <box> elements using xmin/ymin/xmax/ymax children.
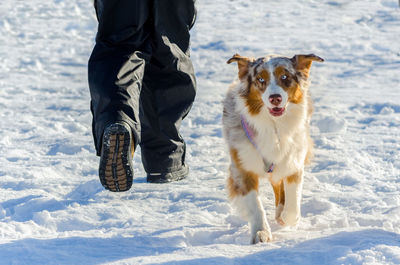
<box><xmin>88</xmin><ymin>0</ymin><xmax>151</xmax><ymax>191</ymax></box>
<box><xmin>139</xmin><ymin>0</ymin><xmax>197</xmax><ymax>183</ymax></box>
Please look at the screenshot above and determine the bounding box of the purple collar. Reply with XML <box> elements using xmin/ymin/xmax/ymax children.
<box><xmin>240</xmin><ymin>115</ymin><xmax>275</xmax><ymax>173</ymax></box>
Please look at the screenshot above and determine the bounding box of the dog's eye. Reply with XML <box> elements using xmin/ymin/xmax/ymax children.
<box><xmin>258</xmin><ymin>77</ymin><xmax>265</xmax><ymax>83</ymax></box>
<box><xmin>281</xmin><ymin>75</ymin><xmax>287</xmax><ymax>80</ymax></box>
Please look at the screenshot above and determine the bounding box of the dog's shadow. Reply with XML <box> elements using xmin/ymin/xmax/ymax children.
<box><xmin>153</xmin><ymin>229</ymin><xmax>400</xmax><ymax>265</ymax></box>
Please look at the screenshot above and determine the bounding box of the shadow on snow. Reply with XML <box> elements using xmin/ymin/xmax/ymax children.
<box><xmin>0</xmin><ymin>229</ymin><xmax>399</xmax><ymax>264</ymax></box>
<box><xmin>154</xmin><ymin>229</ymin><xmax>400</xmax><ymax>265</ymax></box>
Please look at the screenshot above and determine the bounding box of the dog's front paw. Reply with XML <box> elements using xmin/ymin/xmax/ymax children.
<box><xmin>251</xmin><ymin>230</ymin><xmax>273</xmax><ymax>244</ymax></box>
<box><xmin>277</xmin><ymin>209</ymin><xmax>300</xmax><ymax>227</ymax></box>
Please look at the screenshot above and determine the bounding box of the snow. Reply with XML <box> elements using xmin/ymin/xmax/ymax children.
<box><xmin>1</xmin><ymin>0</ymin><xmax>400</xmax><ymax>264</ymax></box>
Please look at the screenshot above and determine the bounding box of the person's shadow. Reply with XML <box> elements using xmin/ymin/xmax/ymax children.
<box><xmin>0</xmin><ymin>235</ymin><xmax>181</xmax><ymax>264</ymax></box>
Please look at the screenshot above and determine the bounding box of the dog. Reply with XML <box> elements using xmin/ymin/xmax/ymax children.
<box><xmin>223</xmin><ymin>53</ymin><xmax>323</xmax><ymax>244</ymax></box>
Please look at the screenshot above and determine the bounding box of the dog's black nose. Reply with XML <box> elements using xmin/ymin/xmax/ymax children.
<box><xmin>269</xmin><ymin>94</ymin><xmax>282</xmax><ymax>106</ymax></box>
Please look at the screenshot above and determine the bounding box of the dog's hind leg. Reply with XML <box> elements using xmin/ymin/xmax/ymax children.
<box><xmin>271</xmin><ymin>180</ymin><xmax>285</xmax><ymax>224</ymax></box>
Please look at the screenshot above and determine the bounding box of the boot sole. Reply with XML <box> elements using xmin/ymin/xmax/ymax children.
<box><xmin>99</xmin><ymin>123</ymin><xmax>133</xmax><ymax>192</ymax></box>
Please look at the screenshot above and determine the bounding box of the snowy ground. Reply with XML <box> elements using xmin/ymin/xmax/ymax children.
<box><xmin>1</xmin><ymin>0</ymin><xmax>400</xmax><ymax>264</ymax></box>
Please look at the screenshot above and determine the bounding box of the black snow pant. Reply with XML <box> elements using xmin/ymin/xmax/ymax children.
<box><xmin>88</xmin><ymin>0</ymin><xmax>197</xmax><ymax>174</ymax></box>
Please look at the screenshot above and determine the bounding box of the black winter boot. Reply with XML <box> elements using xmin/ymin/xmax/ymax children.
<box><xmin>146</xmin><ymin>164</ymin><xmax>189</xmax><ymax>183</ymax></box>
<box><xmin>99</xmin><ymin>122</ymin><xmax>134</xmax><ymax>192</ymax></box>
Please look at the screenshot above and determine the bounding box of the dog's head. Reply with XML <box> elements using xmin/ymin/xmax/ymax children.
<box><xmin>227</xmin><ymin>54</ymin><xmax>323</xmax><ymax>117</ymax></box>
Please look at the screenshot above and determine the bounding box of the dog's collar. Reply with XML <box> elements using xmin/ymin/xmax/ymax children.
<box><xmin>240</xmin><ymin>115</ymin><xmax>275</xmax><ymax>173</ymax></box>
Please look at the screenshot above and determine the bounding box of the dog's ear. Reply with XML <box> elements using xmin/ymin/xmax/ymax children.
<box><xmin>291</xmin><ymin>54</ymin><xmax>324</xmax><ymax>79</ymax></box>
<box><xmin>227</xmin><ymin>54</ymin><xmax>255</xmax><ymax>80</ymax></box>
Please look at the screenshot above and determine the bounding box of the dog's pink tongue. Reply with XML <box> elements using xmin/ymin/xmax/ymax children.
<box><xmin>269</xmin><ymin>107</ymin><xmax>285</xmax><ymax>117</ymax></box>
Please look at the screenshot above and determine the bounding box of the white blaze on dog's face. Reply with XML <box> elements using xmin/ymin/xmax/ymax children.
<box><xmin>227</xmin><ymin>54</ymin><xmax>324</xmax><ymax>117</ymax></box>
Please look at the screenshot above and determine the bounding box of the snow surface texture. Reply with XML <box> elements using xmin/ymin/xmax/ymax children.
<box><xmin>1</xmin><ymin>0</ymin><xmax>400</xmax><ymax>264</ymax></box>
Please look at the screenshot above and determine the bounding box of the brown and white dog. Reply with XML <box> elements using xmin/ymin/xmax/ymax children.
<box><xmin>223</xmin><ymin>53</ymin><xmax>323</xmax><ymax>244</ymax></box>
